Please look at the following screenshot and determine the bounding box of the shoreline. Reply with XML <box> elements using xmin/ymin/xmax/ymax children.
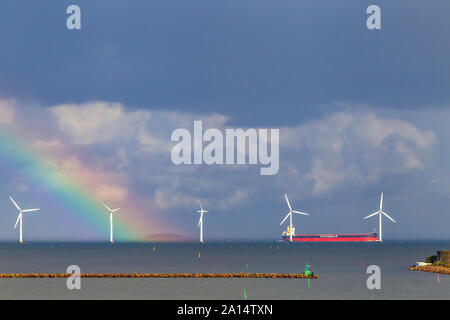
<box><xmin>0</xmin><ymin>272</ymin><xmax>318</xmax><ymax>279</ymax></box>
<box><xmin>408</xmin><ymin>265</ymin><xmax>450</xmax><ymax>275</ymax></box>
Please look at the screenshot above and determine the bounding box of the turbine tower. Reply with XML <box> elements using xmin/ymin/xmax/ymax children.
<box><xmin>364</xmin><ymin>193</ymin><xmax>396</xmax><ymax>242</ymax></box>
<box><xmin>9</xmin><ymin>196</ymin><xmax>40</xmax><ymax>243</ymax></box>
<box><xmin>197</xmin><ymin>201</ymin><xmax>208</xmax><ymax>243</ymax></box>
<box><xmin>280</xmin><ymin>193</ymin><xmax>309</xmax><ymax>242</ymax></box>
<box><xmin>101</xmin><ymin>202</ymin><xmax>120</xmax><ymax>243</ymax></box>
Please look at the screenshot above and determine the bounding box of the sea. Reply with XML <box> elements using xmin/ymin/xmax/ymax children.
<box><xmin>0</xmin><ymin>240</ymin><xmax>448</xmax><ymax>299</ymax></box>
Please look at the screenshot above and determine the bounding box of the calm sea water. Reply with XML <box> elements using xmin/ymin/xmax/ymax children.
<box><xmin>0</xmin><ymin>240</ymin><xmax>448</xmax><ymax>299</ymax></box>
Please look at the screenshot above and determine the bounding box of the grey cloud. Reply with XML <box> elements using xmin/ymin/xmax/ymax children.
<box><xmin>280</xmin><ymin>112</ymin><xmax>435</xmax><ymax>195</ymax></box>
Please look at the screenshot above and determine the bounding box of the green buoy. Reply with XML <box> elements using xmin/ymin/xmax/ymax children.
<box><xmin>304</xmin><ymin>263</ymin><xmax>311</xmax><ymax>276</ymax></box>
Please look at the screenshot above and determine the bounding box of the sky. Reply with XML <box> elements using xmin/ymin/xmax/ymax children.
<box><xmin>0</xmin><ymin>0</ymin><xmax>449</xmax><ymax>241</ymax></box>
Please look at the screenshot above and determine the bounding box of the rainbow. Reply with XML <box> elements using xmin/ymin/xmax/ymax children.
<box><xmin>0</xmin><ymin>125</ymin><xmax>169</xmax><ymax>241</ymax></box>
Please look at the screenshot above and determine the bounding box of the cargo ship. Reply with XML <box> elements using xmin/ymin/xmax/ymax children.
<box><xmin>278</xmin><ymin>193</ymin><xmax>393</xmax><ymax>242</ymax></box>
<box><xmin>282</xmin><ymin>226</ymin><xmax>378</xmax><ymax>242</ymax></box>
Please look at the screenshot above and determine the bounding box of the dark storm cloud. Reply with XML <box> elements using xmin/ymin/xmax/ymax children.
<box><xmin>0</xmin><ymin>1</ymin><xmax>449</xmax><ymax>126</ymax></box>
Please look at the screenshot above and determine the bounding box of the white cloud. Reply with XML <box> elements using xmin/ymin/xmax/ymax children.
<box><xmin>0</xmin><ymin>99</ymin><xmax>15</xmax><ymax>124</ymax></box>
<box><xmin>50</xmin><ymin>102</ymin><xmax>151</xmax><ymax>145</ymax></box>
<box><xmin>52</xmin><ymin>105</ymin><xmax>434</xmax><ymax>206</ymax></box>
<box><xmin>280</xmin><ymin>112</ymin><xmax>435</xmax><ymax>195</ymax></box>
<box><xmin>95</xmin><ymin>184</ymin><xmax>128</xmax><ymax>203</ymax></box>
<box><xmin>14</xmin><ymin>100</ymin><xmax>441</xmax><ymax>209</ymax></box>
<box><xmin>354</xmin><ymin>113</ymin><xmax>435</xmax><ymax>148</ymax></box>
<box><xmin>50</xmin><ymin>101</ymin><xmax>229</xmax><ymax>155</ymax></box>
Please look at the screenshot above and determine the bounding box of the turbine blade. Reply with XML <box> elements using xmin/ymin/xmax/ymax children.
<box><xmin>21</xmin><ymin>209</ymin><xmax>40</xmax><ymax>213</ymax></box>
<box><xmin>100</xmin><ymin>202</ymin><xmax>113</xmax><ymax>212</ymax></box>
<box><xmin>14</xmin><ymin>213</ymin><xmax>21</xmax><ymax>229</ymax></box>
<box><xmin>292</xmin><ymin>210</ymin><xmax>309</xmax><ymax>216</ymax></box>
<box><xmin>280</xmin><ymin>212</ymin><xmax>290</xmax><ymax>225</ymax></box>
<box><xmin>364</xmin><ymin>211</ymin><xmax>380</xmax><ymax>219</ymax></box>
<box><xmin>284</xmin><ymin>193</ymin><xmax>292</xmax><ymax>211</ymax></box>
<box><xmin>382</xmin><ymin>211</ymin><xmax>396</xmax><ymax>223</ymax></box>
<box><xmin>198</xmin><ymin>200</ymin><xmax>204</xmax><ymax>211</ymax></box>
<box><xmin>112</xmin><ymin>208</ymin><xmax>120</xmax><ymax>213</ymax></box>
<box><xmin>198</xmin><ymin>215</ymin><xmax>203</xmax><ymax>228</ymax></box>
<box><xmin>380</xmin><ymin>192</ymin><xmax>383</xmax><ymax>210</ymax></box>
<box><xmin>9</xmin><ymin>196</ymin><xmax>21</xmax><ymax>211</ymax></box>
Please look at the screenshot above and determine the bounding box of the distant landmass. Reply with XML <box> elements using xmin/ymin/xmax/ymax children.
<box><xmin>144</xmin><ymin>233</ymin><xmax>192</xmax><ymax>242</ymax></box>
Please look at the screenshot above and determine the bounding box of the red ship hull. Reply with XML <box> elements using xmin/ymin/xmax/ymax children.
<box><xmin>282</xmin><ymin>232</ymin><xmax>378</xmax><ymax>242</ymax></box>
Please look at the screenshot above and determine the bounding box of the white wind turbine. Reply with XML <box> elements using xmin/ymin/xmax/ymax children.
<box><xmin>197</xmin><ymin>201</ymin><xmax>208</xmax><ymax>243</ymax></box>
<box><xmin>101</xmin><ymin>202</ymin><xmax>120</xmax><ymax>243</ymax></box>
<box><xmin>280</xmin><ymin>193</ymin><xmax>309</xmax><ymax>242</ymax></box>
<box><xmin>9</xmin><ymin>196</ymin><xmax>40</xmax><ymax>243</ymax></box>
<box><xmin>364</xmin><ymin>193</ymin><xmax>396</xmax><ymax>242</ymax></box>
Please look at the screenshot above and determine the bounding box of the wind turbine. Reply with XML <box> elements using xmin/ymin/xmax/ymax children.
<box><xmin>280</xmin><ymin>193</ymin><xmax>309</xmax><ymax>242</ymax></box>
<box><xmin>364</xmin><ymin>193</ymin><xmax>396</xmax><ymax>242</ymax></box>
<box><xmin>101</xmin><ymin>202</ymin><xmax>120</xmax><ymax>243</ymax></box>
<box><xmin>9</xmin><ymin>196</ymin><xmax>40</xmax><ymax>243</ymax></box>
<box><xmin>197</xmin><ymin>201</ymin><xmax>208</xmax><ymax>243</ymax></box>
